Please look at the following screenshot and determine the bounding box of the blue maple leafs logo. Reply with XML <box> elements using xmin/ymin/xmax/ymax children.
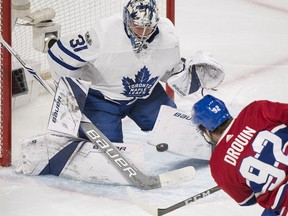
<box><xmin>122</xmin><ymin>66</ymin><xmax>158</xmax><ymax>98</ymax></box>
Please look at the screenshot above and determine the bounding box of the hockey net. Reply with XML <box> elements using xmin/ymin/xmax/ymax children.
<box><xmin>0</xmin><ymin>0</ymin><xmax>174</xmax><ymax>166</ymax></box>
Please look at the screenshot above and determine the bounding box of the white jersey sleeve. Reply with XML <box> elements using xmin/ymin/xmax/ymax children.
<box><xmin>48</xmin><ymin>14</ymin><xmax>180</xmax><ymax>101</ymax></box>
<box><xmin>47</xmin><ymin>27</ymin><xmax>101</xmax><ymax>81</ymax></box>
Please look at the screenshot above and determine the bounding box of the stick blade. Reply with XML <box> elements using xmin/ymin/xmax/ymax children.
<box><xmin>159</xmin><ymin>166</ymin><xmax>196</xmax><ymax>187</ymax></box>
<box><xmin>127</xmin><ymin>166</ymin><xmax>196</xmax><ymax>215</ymax></box>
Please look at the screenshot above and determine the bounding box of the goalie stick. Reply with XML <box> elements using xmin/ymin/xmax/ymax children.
<box><xmin>127</xmin><ymin>185</ymin><xmax>221</xmax><ymax>215</ymax></box>
<box><xmin>0</xmin><ymin>36</ymin><xmax>196</xmax><ymax>190</ymax></box>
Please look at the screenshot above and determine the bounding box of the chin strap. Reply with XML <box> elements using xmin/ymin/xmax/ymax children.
<box><xmin>197</xmin><ymin>127</ymin><xmax>216</xmax><ymax>146</ymax></box>
<box><xmin>201</xmin><ymin>87</ymin><xmax>218</xmax><ymax>97</ymax></box>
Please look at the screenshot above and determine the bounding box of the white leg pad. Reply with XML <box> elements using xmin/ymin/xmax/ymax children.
<box><xmin>16</xmin><ymin>133</ymin><xmax>144</xmax><ymax>185</ymax></box>
<box><xmin>148</xmin><ymin>105</ymin><xmax>212</xmax><ymax>160</ymax></box>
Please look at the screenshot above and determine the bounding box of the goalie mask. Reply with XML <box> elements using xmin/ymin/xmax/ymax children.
<box><xmin>123</xmin><ymin>0</ymin><xmax>159</xmax><ymax>53</ymax></box>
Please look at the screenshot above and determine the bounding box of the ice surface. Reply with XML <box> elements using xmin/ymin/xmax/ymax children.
<box><xmin>1</xmin><ymin>0</ymin><xmax>288</xmax><ymax>215</ymax></box>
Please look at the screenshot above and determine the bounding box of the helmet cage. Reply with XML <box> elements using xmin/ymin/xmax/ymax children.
<box><xmin>123</xmin><ymin>0</ymin><xmax>159</xmax><ymax>52</ymax></box>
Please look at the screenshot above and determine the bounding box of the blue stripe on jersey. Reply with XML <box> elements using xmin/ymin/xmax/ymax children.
<box><xmin>239</xmin><ymin>193</ymin><xmax>257</xmax><ymax>206</ymax></box>
<box><xmin>57</xmin><ymin>40</ymin><xmax>86</xmax><ymax>63</ymax></box>
<box><xmin>48</xmin><ymin>49</ymin><xmax>80</xmax><ymax>71</ymax></box>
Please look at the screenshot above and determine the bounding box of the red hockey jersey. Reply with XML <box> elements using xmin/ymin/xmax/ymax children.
<box><xmin>210</xmin><ymin>100</ymin><xmax>288</xmax><ymax>215</ymax></box>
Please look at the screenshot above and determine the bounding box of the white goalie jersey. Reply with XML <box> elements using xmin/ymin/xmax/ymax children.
<box><xmin>47</xmin><ymin>14</ymin><xmax>180</xmax><ymax>102</ymax></box>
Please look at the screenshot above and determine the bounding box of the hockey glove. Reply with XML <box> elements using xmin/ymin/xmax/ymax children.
<box><xmin>166</xmin><ymin>51</ymin><xmax>224</xmax><ymax>97</ymax></box>
<box><xmin>187</xmin><ymin>50</ymin><xmax>224</xmax><ymax>89</ymax></box>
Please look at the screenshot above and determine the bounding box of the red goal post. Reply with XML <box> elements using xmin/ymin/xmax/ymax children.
<box><xmin>0</xmin><ymin>0</ymin><xmax>12</xmax><ymax>167</ymax></box>
<box><xmin>165</xmin><ymin>0</ymin><xmax>175</xmax><ymax>100</ymax></box>
<box><xmin>0</xmin><ymin>0</ymin><xmax>175</xmax><ymax>167</ymax></box>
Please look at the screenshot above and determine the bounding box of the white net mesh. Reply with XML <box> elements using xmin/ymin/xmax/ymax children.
<box><xmin>12</xmin><ymin>0</ymin><xmax>167</xmax><ymax>74</ymax></box>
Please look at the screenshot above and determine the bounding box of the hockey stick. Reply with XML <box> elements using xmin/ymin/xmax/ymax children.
<box><xmin>127</xmin><ymin>186</ymin><xmax>221</xmax><ymax>215</ymax></box>
<box><xmin>0</xmin><ymin>36</ymin><xmax>196</xmax><ymax>190</ymax></box>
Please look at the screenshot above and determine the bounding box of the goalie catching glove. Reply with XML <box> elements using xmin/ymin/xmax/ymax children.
<box><xmin>165</xmin><ymin>50</ymin><xmax>225</xmax><ymax>97</ymax></box>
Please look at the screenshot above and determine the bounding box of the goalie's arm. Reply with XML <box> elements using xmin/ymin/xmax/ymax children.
<box><xmin>47</xmin><ymin>28</ymin><xmax>100</xmax><ymax>82</ymax></box>
<box><xmin>162</xmin><ymin>50</ymin><xmax>225</xmax><ymax>97</ymax></box>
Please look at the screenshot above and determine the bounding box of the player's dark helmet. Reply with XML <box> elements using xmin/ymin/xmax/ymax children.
<box><xmin>191</xmin><ymin>95</ymin><xmax>231</xmax><ymax>132</ymax></box>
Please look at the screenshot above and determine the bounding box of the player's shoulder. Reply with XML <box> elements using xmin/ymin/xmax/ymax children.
<box><xmin>156</xmin><ymin>17</ymin><xmax>179</xmax><ymax>46</ymax></box>
<box><xmin>95</xmin><ymin>14</ymin><xmax>123</xmax><ymax>36</ymax></box>
<box><xmin>158</xmin><ymin>16</ymin><xmax>176</xmax><ymax>31</ymax></box>
<box><xmin>242</xmin><ymin>100</ymin><xmax>274</xmax><ymax>112</ymax></box>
